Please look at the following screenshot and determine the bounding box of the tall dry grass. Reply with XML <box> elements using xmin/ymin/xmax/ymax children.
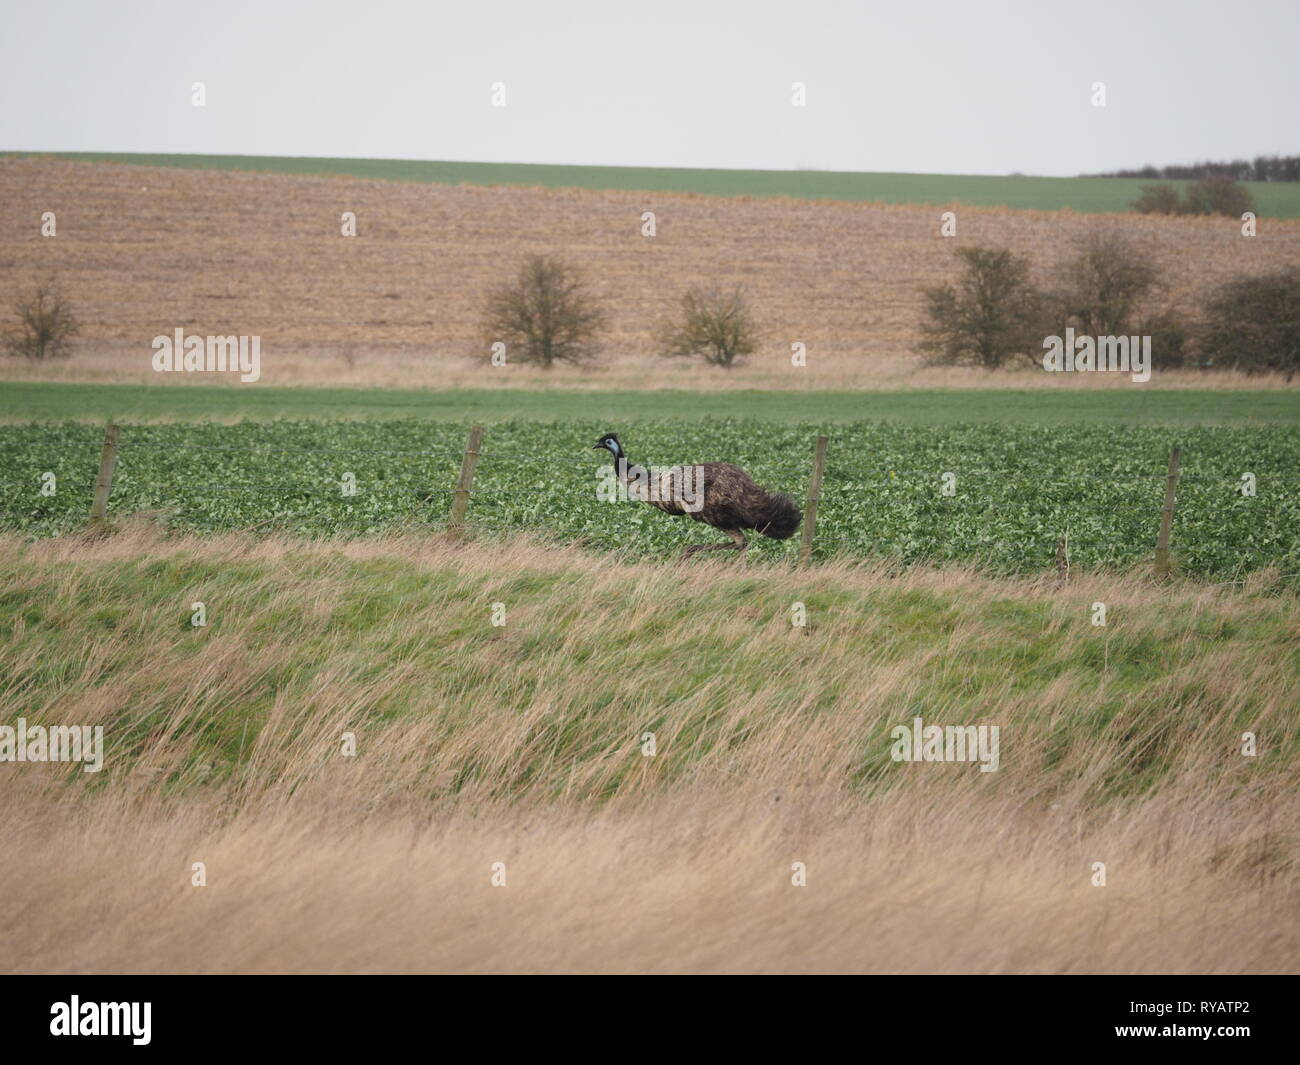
<box><xmin>4</xmin><ymin>782</ymin><xmax>1293</xmax><ymax>974</ymax></box>
<box><xmin>2</xmin><ymin>525</ymin><xmax>1297</xmax><ymax>972</ymax></box>
<box><xmin>5</xmin><ymin>340</ymin><xmax>1297</xmax><ymax>392</ymax></box>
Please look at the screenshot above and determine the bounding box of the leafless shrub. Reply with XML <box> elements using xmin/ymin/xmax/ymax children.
<box><xmin>1048</xmin><ymin>232</ymin><xmax>1159</xmax><ymax>337</ymax></box>
<box><xmin>1131</xmin><ymin>183</ymin><xmax>1182</xmax><ymax>215</ymax></box>
<box><xmin>482</xmin><ymin>255</ymin><xmax>605</xmax><ymax>368</ymax></box>
<box><xmin>1199</xmin><ymin>269</ymin><xmax>1300</xmax><ymax>379</ymax></box>
<box><xmin>1183</xmin><ymin>176</ymin><xmax>1256</xmax><ymax>218</ymax></box>
<box><xmin>659</xmin><ymin>285</ymin><xmax>759</xmax><ymax>368</ymax></box>
<box><xmin>1130</xmin><ymin>177</ymin><xmax>1255</xmax><ymax>217</ymax></box>
<box><xmin>3</xmin><ymin>281</ymin><xmax>79</xmax><ymax>360</ymax></box>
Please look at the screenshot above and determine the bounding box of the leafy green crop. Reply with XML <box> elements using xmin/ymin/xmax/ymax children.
<box><xmin>3</xmin><ymin>419</ymin><xmax>1298</xmax><ymax>579</ymax></box>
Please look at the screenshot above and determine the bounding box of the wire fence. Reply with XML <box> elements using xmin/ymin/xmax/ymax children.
<box><xmin>4</xmin><ymin>422</ymin><xmax>1297</xmax><ymax>582</ymax></box>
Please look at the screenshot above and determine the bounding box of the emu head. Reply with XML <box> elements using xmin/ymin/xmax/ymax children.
<box><xmin>592</xmin><ymin>433</ymin><xmax>623</xmax><ymax>458</ymax></box>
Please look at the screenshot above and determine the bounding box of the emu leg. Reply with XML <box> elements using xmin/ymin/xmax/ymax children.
<box><xmin>683</xmin><ymin>530</ymin><xmax>747</xmax><ymax>559</ymax></box>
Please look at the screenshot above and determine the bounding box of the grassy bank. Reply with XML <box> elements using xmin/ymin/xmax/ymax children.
<box><xmin>1</xmin><ymin>528</ymin><xmax>1296</xmax><ymax>972</ymax></box>
<box><xmin>3</xmin><ymin>527</ymin><xmax>1297</xmax><ymax>803</ymax></box>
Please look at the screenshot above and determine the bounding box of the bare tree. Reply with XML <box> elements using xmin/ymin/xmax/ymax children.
<box><xmin>919</xmin><ymin>247</ymin><xmax>1046</xmax><ymax>368</ymax></box>
<box><xmin>660</xmin><ymin>285</ymin><xmax>758</xmax><ymax>368</ymax></box>
<box><xmin>3</xmin><ymin>281</ymin><xmax>79</xmax><ymax>360</ymax></box>
<box><xmin>1183</xmin><ymin>176</ymin><xmax>1256</xmax><ymax>218</ymax></box>
<box><xmin>1131</xmin><ymin>183</ymin><xmax>1182</xmax><ymax>215</ymax></box>
<box><xmin>483</xmin><ymin>255</ymin><xmax>604</xmax><ymax>368</ymax></box>
<box><xmin>1049</xmin><ymin>232</ymin><xmax>1158</xmax><ymax>337</ymax></box>
<box><xmin>1129</xmin><ymin>177</ymin><xmax>1255</xmax><ymax>217</ymax></box>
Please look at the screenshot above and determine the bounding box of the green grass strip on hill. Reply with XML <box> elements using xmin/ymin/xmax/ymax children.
<box><xmin>9</xmin><ymin>151</ymin><xmax>1300</xmax><ymax>217</ymax></box>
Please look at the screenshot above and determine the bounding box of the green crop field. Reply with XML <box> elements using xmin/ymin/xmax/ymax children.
<box><xmin>3</xmin><ymin>382</ymin><xmax>1298</xmax><ymax>427</ymax></box>
<box><xmin>5</xmin><ymin>418</ymin><xmax>1298</xmax><ymax>579</ymax></box>
<box><xmin>11</xmin><ymin>151</ymin><xmax>1300</xmax><ymax>217</ymax></box>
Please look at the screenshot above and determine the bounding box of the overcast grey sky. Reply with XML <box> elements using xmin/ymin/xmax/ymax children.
<box><xmin>1</xmin><ymin>0</ymin><xmax>1295</xmax><ymax>176</ymax></box>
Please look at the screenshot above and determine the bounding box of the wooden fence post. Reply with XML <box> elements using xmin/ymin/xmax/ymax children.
<box><xmin>799</xmin><ymin>435</ymin><xmax>829</xmax><ymax>566</ymax></box>
<box><xmin>89</xmin><ymin>423</ymin><xmax>120</xmax><ymax>524</ymax></box>
<box><xmin>1153</xmin><ymin>445</ymin><xmax>1182</xmax><ymax>578</ymax></box>
<box><xmin>448</xmin><ymin>425</ymin><xmax>484</xmax><ymax>534</ymax></box>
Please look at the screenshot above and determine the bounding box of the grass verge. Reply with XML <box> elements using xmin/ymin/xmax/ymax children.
<box><xmin>1</xmin><ymin>526</ymin><xmax>1296</xmax><ymax>972</ymax></box>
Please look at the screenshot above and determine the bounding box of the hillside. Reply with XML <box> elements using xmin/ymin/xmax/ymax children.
<box><xmin>2</xmin><ymin>157</ymin><xmax>1298</xmax><ymax>391</ymax></box>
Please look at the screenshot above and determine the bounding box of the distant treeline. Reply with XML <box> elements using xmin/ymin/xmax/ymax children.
<box><xmin>1088</xmin><ymin>155</ymin><xmax>1300</xmax><ymax>182</ymax></box>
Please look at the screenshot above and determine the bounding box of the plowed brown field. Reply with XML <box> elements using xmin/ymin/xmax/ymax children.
<box><xmin>2</xmin><ymin>157</ymin><xmax>1297</xmax><ymax>390</ymax></box>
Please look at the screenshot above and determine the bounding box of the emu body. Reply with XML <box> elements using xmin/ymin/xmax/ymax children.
<box><xmin>593</xmin><ymin>433</ymin><xmax>801</xmax><ymax>558</ymax></box>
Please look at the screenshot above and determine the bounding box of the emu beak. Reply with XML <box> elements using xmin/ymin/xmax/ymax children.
<box><xmin>592</xmin><ymin>443</ymin><xmax>604</xmax><ymax>450</ymax></box>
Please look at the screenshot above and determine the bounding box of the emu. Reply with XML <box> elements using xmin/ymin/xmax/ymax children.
<box><xmin>592</xmin><ymin>432</ymin><xmax>801</xmax><ymax>558</ymax></box>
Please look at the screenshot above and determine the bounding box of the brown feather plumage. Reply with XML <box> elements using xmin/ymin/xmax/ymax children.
<box><xmin>593</xmin><ymin>434</ymin><xmax>801</xmax><ymax>557</ymax></box>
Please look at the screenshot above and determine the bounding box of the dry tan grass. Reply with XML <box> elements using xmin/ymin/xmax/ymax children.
<box><xmin>3</xmin><ymin>783</ymin><xmax>1294</xmax><ymax>975</ymax></box>
<box><xmin>2</xmin><ymin>157</ymin><xmax>1298</xmax><ymax>391</ymax></box>
<box><xmin>1</xmin><ymin>526</ymin><xmax>1296</xmax><ymax>973</ymax></box>
<box><xmin>6</xmin><ymin>340</ymin><xmax>1297</xmax><ymax>392</ymax></box>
